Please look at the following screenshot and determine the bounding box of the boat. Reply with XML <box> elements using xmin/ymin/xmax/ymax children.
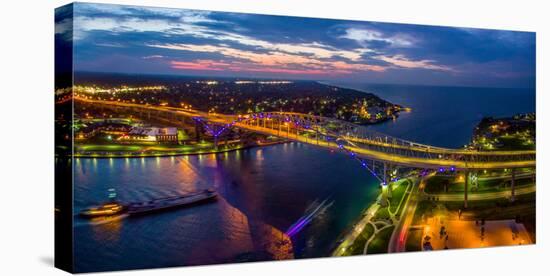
<box><xmin>79</xmin><ymin>202</ymin><xmax>127</xmax><ymax>218</ymax></box>
<box><xmin>79</xmin><ymin>189</ymin><xmax>218</xmax><ymax>218</ymax></box>
<box><xmin>127</xmin><ymin>189</ymin><xmax>218</xmax><ymax>216</ymax></box>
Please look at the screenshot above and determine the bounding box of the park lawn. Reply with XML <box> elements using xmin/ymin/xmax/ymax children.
<box><xmin>389</xmin><ymin>179</ymin><xmax>411</xmax><ymax>214</ymax></box>
<box><xmin>75</xmin><ymin>142</ymin><xmax>225</xmax><ymax>157</ymax></box>
<box><xmin>442</xmin><ymin>193</ymin><xmax>535</xmax><ymax>218</ymax></box>
<box><xmin>367</xmin><ymin>226</ymin><xmax>395</xmax><ymax>254</ymax></box>
<box><xmin>374</xmin><ymin>207</ymin><xmax>390</xmax><ymax>221</ymax></box>
<box><xmin>347</xmin><ymin>223</ymin><xmax>375</xmax><ymax>256</ymax></box>
<box><xmin>77</xmin><ymin>144</ymin><xmax>205</xmax><ymax>152</ymax></box>
<box><xmin>424</xmin><ymin>176</ymin><xmax>456</xmax><ymax>193</ymax></box>
<box><xmin>424</xmin><ymin>175</ymin><xmax>532</xmax><ymax>194</ymax></box>
<box><xmin>76</xmin><ymin>144</ymin><xmax>144</xmax><ymax>152</ymax></box>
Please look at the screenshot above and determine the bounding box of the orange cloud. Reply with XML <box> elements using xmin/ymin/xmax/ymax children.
<box><xmin>156</xmin><ymin>43</ymin><xmax>388</xmax><ymax>76</ymax></box>
<box><xmin>171</xmin><ymin>60</ymin><xmax>231</xmax><ymax>71</ymax></box>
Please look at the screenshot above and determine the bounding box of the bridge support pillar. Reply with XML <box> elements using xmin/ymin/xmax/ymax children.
<box><xmin>510</xmin><ymin>168</ymin><xmax>516</xmax><ymax>202</ymax></box>
<box><xmin>387</xmin><ymin>164</ymin><xmax>393</xmax><ymax>200</ymax></box>
<box><xmin>315</xmin><ymin>129</ymin><xmax>319</xmax><ymax>145</ymax></box>
<box><xmin>464</xmin><ymin>170</ymin><xmax>469</xmax><ymax>209</ymax></box>
<box><xmin>380</xmin><ymin>163</ymin><xmax>389</xmax><ymax>207</ymax></box>
<box><xmin>286</xmin><ymin>123</ymin><xmax>290</xmax><ymax>139</ymax></box>
<box><xmin>211</xmin><ymin>125</ymin><xmax>220</xmax><ymax>150</ymax></box>
<box><xmin>194</xmin><ymin>121</ymin><xmax>201</xmax><ymax>142</ymax></box>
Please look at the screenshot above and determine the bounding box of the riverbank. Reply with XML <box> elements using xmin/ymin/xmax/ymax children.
<box><xmin>73</xmin><ymin>140</ymin><xmax>289</xmax><ymax>158</ymax></box>
<box><xmin>332</xmin><ymin>177</ymin><xmax>415</xmax><ymax>256</ymax></box>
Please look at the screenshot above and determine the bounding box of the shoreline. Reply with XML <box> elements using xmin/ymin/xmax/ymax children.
<box><xmin>72</xmin><ymin>140</ymin><xmax>289</xmax><ymax>159</ymax></box>
<box><xmin>330</xmin><ymin>176</ymin><xmax>416</xmax><ymax>256</ymax></box>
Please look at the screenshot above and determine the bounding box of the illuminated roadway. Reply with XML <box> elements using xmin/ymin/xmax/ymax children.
<box><xmin>75</xmin><ymin>97</ymin><xmax>536</xmax><ymax>170</ymax></box>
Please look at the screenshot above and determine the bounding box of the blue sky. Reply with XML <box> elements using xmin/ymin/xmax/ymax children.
<box><xmin>58</xmin><ymin>3</ymin><xmax>536</xmax><ymax>88</ymax></box>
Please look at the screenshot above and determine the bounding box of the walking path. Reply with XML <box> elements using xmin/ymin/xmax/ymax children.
<box><xmin>332</xmin><ymin>178</ymin><xmax>413</xmax><ymax>256</ymax></box>
<box><xmin>332</xmin><ymin>200</ymin><xmax>380</xmax><ymax>256</ymax></box>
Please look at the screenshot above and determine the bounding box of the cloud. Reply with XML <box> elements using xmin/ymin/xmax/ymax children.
<box><xmin>73</xmin><ymin>13</ymin><xmax>370</xmax><ymax>63</ymax></box>
<box><xmin>95</xmin><ymin>42</ymin><xmax>125</xmax><ymax>48</ymax></box>
<box><xmin>73</xmin><ymin>16</ymin><xmax>210</xmax><ymax>40</ymax></box>
<box><xmin>217</xmin><ymin>37</ymin><xmax>371</xmax><ymax>61</ymax></box>
<box><xmin>171</xmin><ymin>60</ymin><xmax>231</xmax><ymax>71</ymax></box>
<box><xmin>70</xmin><ymin>3</ymin><xmax>534</xmax><ymax>87</ymax></box>
<box><xmin>340</xmin><ymin>28</ymin><xmax>415</xmax><ymax>47</ymax></box>
<box><xmin>376</xmin><ymin>54</ymin><xmax>454</xmax><ymax>71</ymax></box>
<box><xmin>170</xmin><ymin>59</ymin><xmax>354</xmax><ymax>75</ymax></box>
<box><xmin>142</xmin><ymin>55</ymin><xmax>164</xmax><ymax>59</ymax></box>
<box><xmin>151</xmin><ymin>43</ymin><xmax>386</xmax><ymax>76</ymax></box>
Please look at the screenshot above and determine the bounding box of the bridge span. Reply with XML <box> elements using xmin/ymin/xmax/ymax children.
<box><xmin>75</xmin><ymin>97</ymin><xmax>535</xmax><ymax>171</ymax></box>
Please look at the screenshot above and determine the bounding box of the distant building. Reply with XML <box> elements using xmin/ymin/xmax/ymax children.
<box><xmin>127</xmin><ymin>127</ymin><xmax>178</xmax><ymax>143</ymax></box>
<box><xmin>75</xmin><ymin>121</ymin><xmax>132</xmax><ymax>139</ymax></box>
<box><xmin>359</xmin><ymin>106</ymin><xmax>387</xmax><ymax>122</ymax></box>
<box><xmin>76</xmin><ymin>126</ymin><xmax>98</xmax><ymax>139</ymax></box>
<box><xmin>156</xmin><ymin>127</ymin><xmax>178</xmax><ymax>143</ymax></box>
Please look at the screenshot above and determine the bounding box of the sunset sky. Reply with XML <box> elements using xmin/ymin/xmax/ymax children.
<box><xmin>57</xmin><ymin>3</ymin><xmax>536</xmax><ymax>88</ymax></box>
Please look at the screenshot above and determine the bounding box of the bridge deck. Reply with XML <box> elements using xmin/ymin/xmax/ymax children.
<box><xmin>75</xmin><ymin>97</ymin><xmax>536</xmax><ymax>170</ymax></box>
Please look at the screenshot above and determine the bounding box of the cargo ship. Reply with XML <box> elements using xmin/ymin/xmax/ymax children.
<box><xmin>127</xmin><ymin>189</ymin><xmax>218</xmax><ymax>216</ymax></box>
<box><xmin>79</xmin><ymin>189</ymin><xmax>217</xmax><ymax>218</ymax></box>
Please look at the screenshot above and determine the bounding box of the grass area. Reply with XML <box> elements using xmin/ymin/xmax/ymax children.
<box><xmin>346</xmin><ymin>223</ymin><xmax>375</xmax><ymax>256</ymax></box>
<box><xmin>424</xmin><ymin>174</ymin><xmax>533</xmax><ymax>194</ymax></box>
<box><xmin>389</xmin><ymin>179</ymin><xmax>411</xmax><ymax>214</ymax></box>
<box><xmin>76</xmin><ymin>142</ymin><xmax>213</xmax><ymax>152</ymax></box>
<box><xmin>374</xmin><ymin>207</ymin><xmax>390</xmax><ymax>220</ymax></box>
<box><xmin>73</xmin><ymin>140</ymin><xmax>250</xmax><ymax>158</ymax></box>
<box><xmin>366</xmin><ymin>226</ymin><xmax>395</xmax><ymax>254</ymax></box>
<box><xmin>405</xmin><ymin>228</ymin><xmax>423</xmax><ymax>252</ymax></box>
<box><xmin>76</xmin><ymin>144</ymin><xmax>144</xmax><ymax>151</ymax></box>
<box><xmin>372</xmin><ymin>179</ymin><xmax>413</xmax><ymax>220</ymax></box>
<box><xmin>374</xmin><ymin>222</ymin><xmax>387</xmax><ymax>229</ymax></box>
<box><xmin>442</xmin><ymin>193</ymin><xmax>535</xmax><ymax>220</ymax></box>
<box><xmin>424</xmin><ymin>176</ymin><xmax>456</xmax><ymax>193</ymax></box>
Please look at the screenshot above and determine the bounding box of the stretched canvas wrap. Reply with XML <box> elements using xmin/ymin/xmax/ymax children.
<box><xmin>55</xmin><ymin>2</ymin><xmax>536</xmax><ymax>273</ymax></box>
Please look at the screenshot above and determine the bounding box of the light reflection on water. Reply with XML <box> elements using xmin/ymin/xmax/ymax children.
<box><xmin>74</xmin><ymin>143</ymin><xmax>379</xmax><ymax>272</ymax></box>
